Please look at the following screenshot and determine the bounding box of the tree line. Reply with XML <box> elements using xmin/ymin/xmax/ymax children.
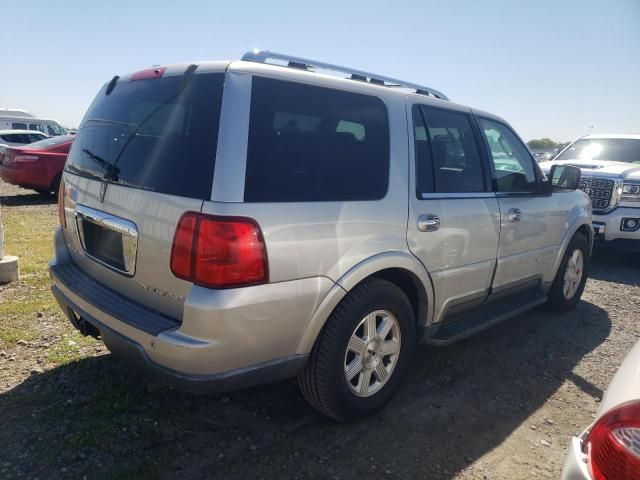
<box><xmin>526</xmin><ymin>138</ymin><xmax>570</xmax><ymax>150</ymax></box>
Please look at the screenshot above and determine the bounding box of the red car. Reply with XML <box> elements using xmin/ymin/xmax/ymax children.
<box><xmin>0</xmin><ymin>135</ymin><xmax>73</xmax><ymax>194</ymax></box>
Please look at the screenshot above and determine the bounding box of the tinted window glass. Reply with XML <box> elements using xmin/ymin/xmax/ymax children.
<box><xmin>480</xmin><ymin>118</ymin><xmax>537</xmax><ymax>192</ymax></box>
<box><xmin>29</xmin><ymin>123</ymin><xmax>45</xmax><ymax>132</ymax></box>
<box><xmin>12</xmin><ymin>123</ymin><xmax>27</xmax><ymax>129</ymax></box>
<box><xmin>412</xmin><ymin>106</ymin><xmax>434</xmax><ymax>194</ymax></box>
<box><xmin>66</xmin><ymin>72</ymin><xmax>224</xmax><ymax>199</ymax></box>
<box><xmin>416</xmin><ymin>106</ymin><xmax>484</xmax><ymax>193</ymax></box>
<box><xmin>25</xmin><ymin>133</ymin><xmax>46</xmax><ymax>143</ymax></box>
<box><xmin>245</xmin><ymin>77</ymin><xmax>389</xmax><ymax>202</ymax></box>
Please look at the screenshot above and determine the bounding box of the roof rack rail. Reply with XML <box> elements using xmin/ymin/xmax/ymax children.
<box><xmin>241</xmin><ymin>49</ymin><xmax>449</xmax><ymax>101</ymax></box>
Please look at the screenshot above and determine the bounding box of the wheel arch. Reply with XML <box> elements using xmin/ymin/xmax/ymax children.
<box><xmin>295</xmin><ymin>252</ymin><xmax>434</xmax><ymax>355</ymax></box>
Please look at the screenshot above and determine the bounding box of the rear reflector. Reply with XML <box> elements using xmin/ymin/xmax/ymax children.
<box><xmin>58</xmin><ymin>179</ymin><xmax>66</xmax><ymax>228</ymax></box>
<box><xmin>170</xmin><ymin>212</ymin><xmax>268</xmax><ymax>288</ymax></box>
<box><xmin>586</xmin><ymin>400</ymin><xmax>640</xmax><ymax>480</ymax></box>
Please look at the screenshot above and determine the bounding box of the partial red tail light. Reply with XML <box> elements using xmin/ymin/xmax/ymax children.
<box><xmin>170</xmin><ymin>212</ymin><xmax>268</xmax><ymax>288</ymax></box>
<box><xmin>58</xmin><ymin>180</ymin><xmax>66</xmax><ymax>228</ymax></box>
<box><xmin>586</xmin><ymin>400</ymin><xmax>640</xmax><ymax>480</ymax></box>
<box><xmin>13</xmin><ymin>155</ymin><xmax>40</xmax><ymax>163</ymax></box>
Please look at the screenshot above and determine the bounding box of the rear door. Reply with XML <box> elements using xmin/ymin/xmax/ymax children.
<box><xmin>61</xmin><ymin>66</ymin><xmax>226</xmax><ymax>320</ymax></box>
<box><xmin>476</xmin><ymin>117</ymin><xmax>566</xmax><ymax>294</ymax></box>
<box><xmin>407</xmin><ymin>103</ymin><xmax>500</xmax><ymax>322</ymax></box>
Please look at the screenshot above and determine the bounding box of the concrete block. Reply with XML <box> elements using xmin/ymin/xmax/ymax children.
<box><xmin>0</xmin><ymin>255</ymin><xmax>19</xmax><ymax>284</ymax></box>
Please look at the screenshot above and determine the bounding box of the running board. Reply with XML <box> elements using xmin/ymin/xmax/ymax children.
<box><xmin>423</xmin><ymin>290</ymin><xmax>547</xmax><ymax>346</ymax></box>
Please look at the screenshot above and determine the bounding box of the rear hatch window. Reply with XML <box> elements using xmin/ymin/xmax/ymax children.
<box><xmin>66</xmin><ymin>71</ymin><xmax>224</xmax><ymax>199</ymax></box>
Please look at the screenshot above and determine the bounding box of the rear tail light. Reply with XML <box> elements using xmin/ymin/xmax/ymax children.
<box><xmin>58</xmin><ymin>180</ymin><xmax>66</xmax><ymax>228</ymax></box>
<box><xmin>586</xmin><ymin>400</ymin><xmax>640</xmax><ymax>480</ymax></box>
<box><xmin>13</xmin><ymin>155</ymin><xmax>40</xmax><ymax>163</ymax></box>
<box><xmin>170</xmin><ymin>212</ymin><xmax>268</xmax><ymax>288</ymax></box>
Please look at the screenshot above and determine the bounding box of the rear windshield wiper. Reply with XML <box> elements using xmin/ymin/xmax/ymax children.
<box><xmin>82</xmin><ymin>148</ymin><xmax>121</xmax><ymax>182</ymax></box>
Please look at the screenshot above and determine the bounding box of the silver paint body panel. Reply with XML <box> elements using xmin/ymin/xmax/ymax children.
<box><xmin>52</xmin><ymin>59</ymin><xmax>591</xmax><ymax>378</ymax></box>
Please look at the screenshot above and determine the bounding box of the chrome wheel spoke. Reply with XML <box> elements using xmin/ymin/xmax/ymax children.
<box><xmin>375</xmin><ymin>361</ymin><xmax>388</xmax><ymax>383</ymax></box>
<box><xmin>345</xmin><ymin>360</ymin><xmax>363</xmax><ymax>382</ymax></box>
<box><xmin>377</xmin><ymin>316</ymin><xmax>394</xmax><ymax>339</ymax></box>
<box><xmin>380</xmin><ymin>339</ymin><xmax>400</xmax><ymax>356</ymax></box>
<box><xmin>364</xmin><ymin>313</ymin><xmax>377</xmax><ymax>340</ymax></box>
<box><xmin>348</xmin><ymin>335</ymin><xmax>366</xmax><ymax>354</ymax></box>
<box><xmin>359</xmin><ymin>368</ymin><xmax>373</xmax><ymax>396</ymax></box>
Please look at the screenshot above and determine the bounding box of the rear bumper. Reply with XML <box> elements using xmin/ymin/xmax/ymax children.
<box><xmin>51</xmin><ymin>284</ymin><xmax>306</xmax><ymax>392</ymax></box>
<box><xmin>561</xmin><ymin>436</ymin><xmax>591</xmax><ymax>480</ymax></box>
<box><xmin>593</xmin><ymin>207</ymin><xmax>640</xmax><ymax>245</ymax></box>
<box><xmin>49</xmin><ymin>228</ymin><xmax>331</xmax><ymax>392</ymax></box>
<box><xmin>0</xmin><ymin>163</ymin><xmax>50</xmax><ymax>189</ymax></box>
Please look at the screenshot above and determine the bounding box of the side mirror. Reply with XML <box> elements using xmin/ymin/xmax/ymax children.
<box><xmin>549</xmin><ymin>164</ymin><xmax>581</xmax><ymax>190</ymax></box>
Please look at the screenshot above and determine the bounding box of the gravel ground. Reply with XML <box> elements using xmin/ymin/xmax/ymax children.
<box><xmin>1</xmin><ymin>181</ymin><xmax>639</xmax><ymax>479</ymax></box>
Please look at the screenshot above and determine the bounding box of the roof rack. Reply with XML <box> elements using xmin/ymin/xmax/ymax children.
<box><xmin>241</xmin><ymin>49</ymin><xmax>449</xmax><ymax>101</ymax></box>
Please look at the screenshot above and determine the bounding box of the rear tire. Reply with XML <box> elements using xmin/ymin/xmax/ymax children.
<box><xmin>50</xmin><ymin>174</ymin><xmax>62</xmax><ymax>196</ymax></box>
<box><xmin>546</xmin><ymin>233</ymin><xmax>589</xmax><ymax>312</ymax></box>
<box><xmin>298</xmin><ymin>278</ymin><xmax>416</xmax><ymax>422</ymax></box>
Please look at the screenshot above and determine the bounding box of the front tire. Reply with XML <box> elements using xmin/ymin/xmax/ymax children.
<box><xmin>298</xmin><ymin>278</ymin><xmax>416</xmax><ymax>421</ymax></box>
<box><xmin>546</xmin><ymin>232</ymin><xmax>589</xmax><ymax>312</ymax></box>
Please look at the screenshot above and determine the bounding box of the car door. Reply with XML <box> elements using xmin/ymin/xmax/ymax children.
<box><xmin>476</xmin><ymin>116</ymin><xmax>566</xmax><ymax>294</ymax></box>
<box><xmin>407</xmin><ymin>103</ymin><xmax>500</xmax><ymax>322</ymax></box>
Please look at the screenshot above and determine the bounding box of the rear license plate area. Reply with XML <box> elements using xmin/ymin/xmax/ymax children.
<box><xmin>75</xmin><ymin>205</ymin><xmax>138</xmax><ymax>276</ymax></box>
<box><xmin>80</xmin><ymin>221</ymin><xmax>126</xmax><ymax>271</ymax></box>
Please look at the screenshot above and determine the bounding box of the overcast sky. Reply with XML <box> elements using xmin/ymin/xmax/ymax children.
<box><xmin>1</xmin><ymin>0</ymin><xmax>638</xmax><ymax>141</ymax></box>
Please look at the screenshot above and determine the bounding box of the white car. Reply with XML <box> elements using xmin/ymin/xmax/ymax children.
<box><xmin>562</xmin><ymin>340</ymin><xmax>640</xmax><ymax>479</ymax></box>
<box><xmin>543</xmin><ymin>134</ymin><xmax>640</xmax><ymax>249</ymax></box>
<box><xmin>0</xmin><ymin>129</ymin><xmax>49</xmax><ymax>147</ymax></box>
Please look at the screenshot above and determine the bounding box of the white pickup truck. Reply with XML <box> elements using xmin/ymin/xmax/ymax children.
<box><xmin>543</xmin><ymin>134</ymin><xmax>640</xmax><ymax>249</ymax></box>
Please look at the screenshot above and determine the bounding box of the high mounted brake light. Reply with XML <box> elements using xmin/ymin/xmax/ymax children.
<box><xmin>130</xmin><ymin>66</ymin><xmax>167</xmax><ymax>81</ymax></box>
<box><xmin>170</xmin><ymin>212</ymin><xmax>268</xmax><ymax>288</ymax></box>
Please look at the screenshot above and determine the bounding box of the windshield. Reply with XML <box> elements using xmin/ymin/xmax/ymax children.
<box><xmin>47</xmin><ymin>123</ymin><xmax>67</xmax><ymax>136</ymax></box>
<box><xmin>555</xmin><ymin>138</ymin><xmax>640</xmax><ymax>163</ymax></box>
<box><xmin>66</xmin><ymin>72</ymin><xmax>224</xmax><ymax>199</ymax></box>
<box><xmin>27</xmin><ymin>135</ymin><xmax>73</xmax><ymax>149</ymax></box>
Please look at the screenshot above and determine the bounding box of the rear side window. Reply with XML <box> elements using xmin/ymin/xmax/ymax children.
<box><xmin>12</xmin><ymin>122</ymin><xmax>27</xmax><ymax>129</ymax></box>
<box><xmin>244</xmin><ymin>77</ymin><xmax>389</xmax><ymax>202</ymax></box>
<box><xmin>413</xmin><ymin>106</ymin><xmax>485</xmax><ymax>194</ymax></box>
<box><xmin>1</xmin><ymin>133</ymin><xmax>32</xmax><ymax>144</ymax></box>
<box><xmin>66</xmin><ymin>72</ymin><xmax>224</xmax><ymax>200</ymax></box>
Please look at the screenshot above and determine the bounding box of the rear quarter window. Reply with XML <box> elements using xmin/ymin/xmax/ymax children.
<box><xmin>244</xmin><ymin>77</ymin><xmax>390</xmax><ymax>202</ymax></box>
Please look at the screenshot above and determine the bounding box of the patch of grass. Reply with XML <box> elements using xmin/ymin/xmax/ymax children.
<box><xmin>0</xmin><ymin>208</ymin><xmax>60</xmax><ymax>348</ymax></box>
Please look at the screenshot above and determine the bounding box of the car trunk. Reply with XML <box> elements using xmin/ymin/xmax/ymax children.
<box><xmin>60</xmin><ymin>67</ymin><xmax>225</xmax><ymax>321</ymax></box>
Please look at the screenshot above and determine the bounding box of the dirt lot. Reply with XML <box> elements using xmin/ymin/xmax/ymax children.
<box><xmin>0</xmin><ymin>180</ymin><xmax>638</xmax><ymax>480</ymax></box>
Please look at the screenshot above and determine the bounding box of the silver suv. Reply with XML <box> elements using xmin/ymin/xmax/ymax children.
<box><xmin>50</xmin><ymin>51</ymin><xmax>592</xmax><ymax>421</ymax></box>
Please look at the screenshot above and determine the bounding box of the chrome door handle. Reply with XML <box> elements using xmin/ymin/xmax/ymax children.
<box><xmin>508</xmin><ymin>208</ymin><xmax>522</xmax><ymax>223</ymax></box>
<box><xmin>417</xmin><ymin>213</ymin><xmax>440</xmax><ymax>232</ymax></box>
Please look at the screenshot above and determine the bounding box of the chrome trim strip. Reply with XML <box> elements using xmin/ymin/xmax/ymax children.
<box><xmin>419</xmin><ymin>192</ymin><xmax>496</xmax><ymax>200</ymax></box>
<box><xmin>75</xmin><ymin>205</ymin><xmax>138</xmax><ymax>276</ymax></box>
